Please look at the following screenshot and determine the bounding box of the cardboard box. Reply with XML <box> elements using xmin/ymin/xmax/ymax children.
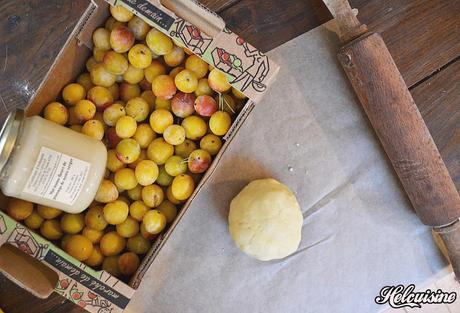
<box><xmin>0</xmin><ymin>1</ymin><xmax>278</xmax><ymax>312</ymax></box>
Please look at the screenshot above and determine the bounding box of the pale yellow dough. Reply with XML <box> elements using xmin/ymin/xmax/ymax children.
<box><xmin>228</xmin><ymin>178</ymin><xmax>303</xmax><ymax>261</ymax></box>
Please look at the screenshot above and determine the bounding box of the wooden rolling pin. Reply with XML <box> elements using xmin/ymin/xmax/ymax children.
<box><xmin>323</xmin><ymin>0</ymin><xmax>460</xmax><ymax>278</ymax></box>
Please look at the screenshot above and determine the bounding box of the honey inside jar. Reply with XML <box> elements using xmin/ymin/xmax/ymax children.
<box><xmin>0</xmin><ymin>110</ymin><xmax>107</xmax><ymax>213</ymax></box>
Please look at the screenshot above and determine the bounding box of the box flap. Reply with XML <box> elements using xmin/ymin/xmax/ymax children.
<box><xmin>112</xmin><ymin>0</ymin><xmax>279</xmax><ymax>102</ymax></box>
<box><xmin>0</xmin><ymin>244</ymin><xmax>58</xmax><ymax>299</ymax></box>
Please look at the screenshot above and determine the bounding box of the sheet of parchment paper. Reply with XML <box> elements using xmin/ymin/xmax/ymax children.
<box><xmin>127</xmin><ymin>23</ymin><xmax>450</xmax><ymax>313</ymax></box>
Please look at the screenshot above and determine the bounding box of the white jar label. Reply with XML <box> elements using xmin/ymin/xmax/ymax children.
<box><xmin>23</xmin><ymin>147</ymin><xmax>90</xmax><ymax>206</ymax></box>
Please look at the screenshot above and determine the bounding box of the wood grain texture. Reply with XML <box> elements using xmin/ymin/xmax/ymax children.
<box><xmin>354</xmin><ymin>0</ymin><xmax>460</xmax><ymax>88</ymax></box>
<box><xmin>412</xmin><ymin>60</ymin><xmax>460</xmax><ymax>190</ymax></box>
<box><xmin>217</xmin><ymin>0</ymin><xmax>331</xmax><ymax>52</ymax></box>
<box><xmin>0</xmin><ymin>0</ymin><xmax>89</xmax><ymax>119</ymax></box>
<box><xmin>338</xmin><ymin>33</ymin><xmax>460</xmax><ymax>226</ymax></box>
<box><xmin>0</xmin><ymin>1</ymin><xmax>91</xmax><ymax>312</ymax></box>
<box><xmin>200</xmin><ymin>0</ymin><xmax>240</xmax><ymax>12</ymax></box>
<box><xmin>217</xmin><ymin>0</ymin><xmax>460</xmax><ymax>87</ymax></box>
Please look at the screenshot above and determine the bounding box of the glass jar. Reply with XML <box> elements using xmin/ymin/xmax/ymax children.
<box><xmin>0</xmin><ymin>110</ymin><xmax>107</xmax><ymax>213</ymax></box>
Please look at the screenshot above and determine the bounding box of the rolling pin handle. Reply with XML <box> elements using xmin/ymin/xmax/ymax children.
<box><xmin>434</xmin><ymin>221</ymin><xmax>460</xmax><ymax>281</ymax></box>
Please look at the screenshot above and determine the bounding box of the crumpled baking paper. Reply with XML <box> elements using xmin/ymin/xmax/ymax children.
<box><xmin>127</xmin><ymin>22</ymin><xmax>450</xmax><ymax>313</ymax></box>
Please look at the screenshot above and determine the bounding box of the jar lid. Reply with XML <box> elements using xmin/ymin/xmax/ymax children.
<box><xmin>0</xmin><ymin>109</ymin><xmax>24</xmax><ymax>173</ymax></box>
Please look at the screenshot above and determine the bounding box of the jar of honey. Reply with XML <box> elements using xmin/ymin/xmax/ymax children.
<box><xmin>0</xmin><ymin>110</ymin><xmax>107</xmax><ymax>213</ymax></box>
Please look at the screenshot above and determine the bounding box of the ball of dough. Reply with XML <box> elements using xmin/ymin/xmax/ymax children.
<box><xmin>228</xmin><ymin>178</ymin><xmax>303</xmax><ymax>261</ymax></box>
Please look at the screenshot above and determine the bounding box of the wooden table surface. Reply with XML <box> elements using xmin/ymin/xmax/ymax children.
<box><xmin>0</xmin><ymin>0</ymin><xmax>458</xmax><ymax>312</ymax></box>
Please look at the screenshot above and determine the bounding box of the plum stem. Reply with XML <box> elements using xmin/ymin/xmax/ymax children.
<box><xmin>217</xmin><ymin>91</ymin><xmax>235</xmax><ymax>113</ymax></box>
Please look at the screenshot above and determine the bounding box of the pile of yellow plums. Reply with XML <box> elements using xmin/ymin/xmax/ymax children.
<box><xmin>4</xmin><ymin>4</ymin><xmax>246</xmax><ymax>281</ymax></box>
